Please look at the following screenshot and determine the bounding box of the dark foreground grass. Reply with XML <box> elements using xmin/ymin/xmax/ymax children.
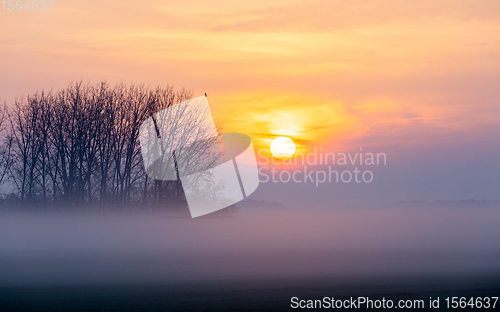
<box><xmin>1</xmin><ymin>275</ymin><xmax>499</xmax><ymax>312</ymax></box>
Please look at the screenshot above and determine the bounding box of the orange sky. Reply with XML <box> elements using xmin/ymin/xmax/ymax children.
<box><xmin>1</xmin><ymin>0</ymin><xmax>499</xmax><ymax>157</ymax></box>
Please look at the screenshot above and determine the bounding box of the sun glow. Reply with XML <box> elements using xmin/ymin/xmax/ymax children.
<box><xmin>270</xmin><ymin>136</ymin><xmax>296</xmax><ymax>159</ymax></box>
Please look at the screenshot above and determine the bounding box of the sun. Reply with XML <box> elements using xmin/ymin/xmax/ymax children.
<box><xmin>270</xmin><ymin>137</ymin><xmax>296</xmax><ymax>159</ymax></box>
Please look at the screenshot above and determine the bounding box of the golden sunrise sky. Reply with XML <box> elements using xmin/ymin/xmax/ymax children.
<box><xmin>1</xmin><ymin>0</ymin><xmax>499</xmax><ymax>157</ymax></box>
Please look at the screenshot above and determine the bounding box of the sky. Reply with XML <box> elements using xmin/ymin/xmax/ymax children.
<box><xmin>1</xmin><ymin>0</ymin><xmax>500</xmax><ymax>206</ymax></box>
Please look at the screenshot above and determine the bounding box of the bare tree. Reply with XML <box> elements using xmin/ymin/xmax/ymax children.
<box><xmin>0</xmin><ymin>102</ymin><xmax>12</xmax><ymax>188</ymax></box>
<box><xmin>4</xmin><ymin>82</ymin><xmax>220</xmax><ymax>209</ymax></box>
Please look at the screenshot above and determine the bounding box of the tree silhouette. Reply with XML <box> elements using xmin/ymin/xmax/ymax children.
<box><xmin>3</xmin><ymin>81</ymin><xmax>216</xmax><ymax>209</ymax></box>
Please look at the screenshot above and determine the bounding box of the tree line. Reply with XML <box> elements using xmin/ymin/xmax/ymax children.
<box><xmin>0</xmin><ymin>81</ymin><xmax>197</xmax><ymax>209</ymax></box>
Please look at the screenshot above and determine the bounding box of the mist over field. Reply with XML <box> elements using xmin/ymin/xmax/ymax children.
<box><xmin>1</xmin><ymin>203</ymin><xmax>499</xmax><ymax>287</ymax></box>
